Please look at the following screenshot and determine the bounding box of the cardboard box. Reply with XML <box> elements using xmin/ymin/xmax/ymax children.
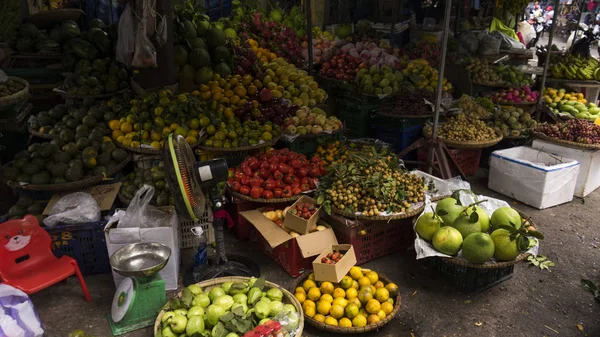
<box><xmin>284</xmin><ymin>196</ymin><xmax>321</xmax><ymax>234</ymax></box>
<box><xmin>240</xmin><ymin>209</ymin><xmax>337</xmax><ymax>277</ymax></box>
<box><xmin>43</xmin><ymin>182</ymin><xmax>121</xmax><ymax>215</ymax></box>
<box><xmin>488</xmin><ymin>147</ymin><xmax>579</xmax><ymax>209</ymax></box>
<box><xmin>312</xmin><ymin>244</ymin><xmax>357</xmax><ymax>283</ymax></box>
<box><xmin>532</xmin><ymin>139</ymin><xmax>600</xmax><ymax>197</ymax></box>
<box><xmin>104</xmin><ymin>206</ymin><xmax>180</xmax><ymax>290</ymax></box>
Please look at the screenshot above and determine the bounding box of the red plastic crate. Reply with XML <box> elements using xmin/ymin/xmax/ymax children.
<box><xmin>226</xmin><ymin>198</ymin><xmax>291</xmax><ymax>241</ymax></box>
<box><xmin>257</xmin><ymin>232</ymin><xmax>313</xmax><ymax>277</ymax></box>
<box><xmin>417</xmin><ymin>147</ymin><xmax>482</xmax><ymax>176</ymax></box>
<box><xmin>323</xmin><ymin>214</ymin><xmax>415</xmax><ymax>265</ymax></box>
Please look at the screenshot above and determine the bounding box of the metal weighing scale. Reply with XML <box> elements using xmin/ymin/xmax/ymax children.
<box><xmin>107</xmin><ymin>242</ymin><xmax>171</xmax><ymax>335</ymax></box>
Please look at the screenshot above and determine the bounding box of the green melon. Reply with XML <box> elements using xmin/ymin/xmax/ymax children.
<box><xmin>212</xmin><ymin>46</ymin><xmax>231</xmax><ymax>63</ymax></box>
<box><xmin>189</xmin><ymin>49</ymin><xmax>211</xmax><ymax>69</ymax></box>
<box><xmin>194</xmin><ymin>67</ymin><xmax>214</xmax><ymax>85</ymax></box>
<box><xmin>206</xmin><ymin>28</ymin><xmax>226</xmax><ymax>48</ymax></box>
<box><xmin>214</xmin><ymin>62</ymin><xmax>232</xmax><ymax>77</ymax></box>
<box><xmin>174</xmin><ymin>45</ymin><xmax>189</xmax><ymax>66</ymax></box>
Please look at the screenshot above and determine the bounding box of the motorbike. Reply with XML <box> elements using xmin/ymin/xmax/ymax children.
<box><xmin>570</xmin><ymin>23</ymin><xmax>600</xmax><ymax>58</ymax></box>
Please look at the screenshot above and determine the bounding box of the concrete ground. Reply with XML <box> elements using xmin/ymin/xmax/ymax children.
<box><xmin>32</xmin><ymin>168</ymin><xmax>600</xmax><ymax>337</ymax></box>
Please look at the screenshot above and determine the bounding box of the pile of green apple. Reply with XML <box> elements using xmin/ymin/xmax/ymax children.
<box><xmin>158</xmin><ymin>277</ymin><xmax>300</xmax><ymax>337</ymax></box>
<box><xmin>415</xmin><ymin>196</ymin><xmax>544</xmax><ymax>263</ymax></box>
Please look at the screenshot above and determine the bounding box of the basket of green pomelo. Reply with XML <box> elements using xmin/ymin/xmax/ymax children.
<box><xmin>413</xmin><ymin>190</ymin><xmax>544</xmax><ymax>293</ymax></box>
<box><xmin>155</xmin><ymin>276</ymin><xmax>303</xmax><ymax>337</ymax></box>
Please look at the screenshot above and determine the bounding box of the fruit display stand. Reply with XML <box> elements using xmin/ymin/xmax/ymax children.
<box><xmin>154</xmin><ymin>276</ymin><xmax>304</xmax><ymax>337</ymax></box>
<box><xmin>291</xmin><ymin>272</ymin><xmax>401</xmax><ymax>333</ymax></box>
<box><xmin>544</xmin><ymin>79</ymin><xmax>600</xmax><ymax>105</ymax></box>
<box><xmin>196</xmin><ymin>137</ymin><xmax>281</xmax><ymax>166</ymax></box>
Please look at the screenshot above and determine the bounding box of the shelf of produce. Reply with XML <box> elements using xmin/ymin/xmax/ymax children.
<box><xmin>545</xmin><ymin>79</ymin><xmax>600</xmax><ymax>104</ymax></box>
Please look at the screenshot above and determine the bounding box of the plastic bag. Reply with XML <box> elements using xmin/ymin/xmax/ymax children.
<box><xmin>0</xmin><ymin>284</ymin><xmax>44</xmax><ymax>337</ymax></box>
<box><xmin>132</xmin><ymin>7</ymin><xmax>157</xmax><ymax>68</ymax></box>
<box><xmin>478</xmin><ymin>32</ymin><xmax>502</xmax><ymax>56</ymax></box>
<box><xmin>495</xmin><ymin>31</ymin><xmax>524</xmax><ymax>49</ymax></box>
<box><xmin>458</xmin><ymin>31</ymin><xmax>479</xmax><ymax>55</ymax></box>
<box><xmin>155</xmin><ymin>13</ymin><xmax>168</xmax><ymax>47</ymax></box>
<box><xmin>43</xmin><ymin>192</ymin><xmax>100</xmax><ymax>228</ymax></box>
<box><xmin>116</xmin><ymin>4</ymin><xmax>135</xmax><ymax>66</ymax></box>
<box><xmin>118</xmin><ymin>185</ymin><xmax>170</xmax><ymax>228</ymax></box>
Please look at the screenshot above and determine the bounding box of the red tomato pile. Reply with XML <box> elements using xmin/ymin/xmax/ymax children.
<box><xmin>228</xmin><ymin>149</ymin><xmax>325</xmax><ymax>199</ymax></box>
<box><xmin>289</xmin><ymin>202</ymin><xmax>318</xmax><ymax>220</ymax></box>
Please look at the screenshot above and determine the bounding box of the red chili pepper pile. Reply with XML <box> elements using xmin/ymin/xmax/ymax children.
<box><xmin>228</xmin><ymin>149</ymin><xmax>326</xmax><ymax>199</ymax></box>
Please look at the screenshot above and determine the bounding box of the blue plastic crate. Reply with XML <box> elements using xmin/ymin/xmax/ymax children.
<box><xmin>45</xmin><ymin>220</ymin><xmax>111</xmax><ymax>275</ymax></box>
<box><xmin>205</xmin><ymin>0</ymin><xmax>232</xmax><ymax>20</ymax></box>
<box><xmin>374</xmin><ymin>123</ymin><xmax>423</xmax><ymax>160</ymax></box>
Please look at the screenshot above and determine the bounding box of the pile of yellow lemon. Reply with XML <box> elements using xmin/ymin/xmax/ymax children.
<box><xmin>295</xmin><ymin>267</ymin><xmax>398</xmax><ymax>328</ymax></box>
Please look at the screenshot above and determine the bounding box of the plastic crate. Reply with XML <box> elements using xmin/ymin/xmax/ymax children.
<box><xmin>336</xmin><ymin>98</ymin><xmax>378</xmax><ymax>138</ymax></box>
<box><xmin>45</xmin><ymin>221</ymin><xmax>111</xmax><ymax>275</ymax></box>
<box><xmin>424</xmin><ymin>257</ymin><xmax>515</xmax><ymax>293</ymax></box>
<box><xmin>417</xmin><ymin>147</ymin><xmax>482</xmax><ymax>176</ymax></box>
<box><xmin>179</xmin><ymin>208</ymin><xmax>214</xmax><ymax>249</ymax></box>
<box><xmin>373</xmin><ymin>120</ymin><xmax>423</xmax><ymax>159</ymax></box>
<box><xmin>323</xmin><ymin>213</ymin><xmax>414</xmax><ymax>265</ymax></box>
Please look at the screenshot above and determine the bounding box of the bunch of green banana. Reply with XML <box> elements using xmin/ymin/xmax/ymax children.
<box><xmin>550</xmin><ymin>55</ymin><xmax>600</xmax><ymax>80</ymax></box>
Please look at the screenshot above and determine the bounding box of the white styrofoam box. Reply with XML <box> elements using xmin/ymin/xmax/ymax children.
<box><xmin>488</xmin><ymin>146</ymin><xmax>579</xmax><ymax>209</ymax></box>
<box><xmin>104</xmin><ymin>206</ymin><xmax>180</xmax><ymax>290</ymax></box>
<box><xmin>532</xmin><ymin>139</ymin><xmax>600</xmax><ymax>197</ymax></box>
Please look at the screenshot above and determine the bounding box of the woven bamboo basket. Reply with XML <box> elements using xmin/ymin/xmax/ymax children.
<box><xmin>24</xmin><ymin>9</ymin><xmax>84</xmax><ymax>28</ymax></box>
<box><xmin>154</xmin><ymin>276</ymin><xmax>304</xmax><ymax>337</ymax></box>
<box><xmin>3</xmin><ymin>155</ymin><xmax>130</xmax><ymax>192</ymax></box>
<box><xmin>0</xmin><ymin>77</ymin><xmax>29</xmax><ymax>109</ymax></box>
<box><xmin>291</xmin><ymin>272</ymin><xmax>401</xmax><ymax>334</ymax></box>
<box><xmin>532</xmin><ymin>131</ymin><xmax>600</xmax><ymax>150</ymax></box>
<box><xmin>424</xmin><ymin>128</ymin><xmax>504</xmax><ymax>149</ymax></box>
<box><xmin>197</xmin><ymin>136</ymin><xmax>280</xmax><ymax>153</ymax></box>
<box><xmin>229</xmin><ymin>189</ymin><xmax>304</xmax><ymax>204</ymax></box>
<box><xmin>331</xmin><ymin>201</ymin><xmax>425</xmax><ymax>221</ymax></box>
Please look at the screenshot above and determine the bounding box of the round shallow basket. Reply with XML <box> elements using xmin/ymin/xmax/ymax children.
<box><xmin>228</xmin><ymin>188</ymin><xmax>304</xmax><ymax>203</ymax></box>
<box><xmin>291</xmin><ymin>272</ymin><xmax>401</xmax><ymax>334</ymax></box>
<box><xmin>283</xmin><ymin>128</ymin><xmax>343</xmax><ymax>141</ymax></box>
<box><xmin>472</xmin><ymin>81</ymin><xmax>512</xmax><ymax>88</ymax></box>
<box><xmin>24</xmin><ymin>9</ymin><xmax>84</xmax><ymax>28</ymax></box>
<box><xmin>331</xmin><ymin>201</ymin><xmax>425</xmax><ymax>221</ymax></box>
<box><xmin>495</xmin><ymin>101</ymin><xmax>536</xmax><ymax>108</ymax></box>
<box><xmin>197</xmin><ymin>136</ymin><xmax>281</xmax><ymax>154</ymax></box>
<box><xmin>55</xmin><ymin>88</ymin><xmax>129</xmax><ymax>100</ymax></box>
<box><xmin>116</xmin><ymin>139</ymin><xmax>201</xmax><ymax>155</ymax></box>
<box><xmin>3</xmin><ymin>155</ymin><xmax>131</xmax><ymax>192</ymax></box>
<box><xmin>532</xmin><ymin>131</ymin><xmax>600</xmax><ymax>150</ymax></box>
<box><xmin>0</xmin><ymin>77</ymin><xmax>29</xmax><ymax>109</ymax></box>
<box><xmin>154</xmin><ymin>276</ymin><xmax>304</xmax><ymax>337</ymax></box>
<box><xmin>439</xmin><ymin>209</ymin><xmax>537</xmax><ymax>268</ymax></box>
<box><xmin>424</xmin><ymin>128</ymin><xmax>504</xmax><ymax>149</ymax></box>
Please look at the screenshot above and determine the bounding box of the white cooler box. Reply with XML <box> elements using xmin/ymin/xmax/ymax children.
<box><xmin>532</xmin><ymin>139</ymin><xmax>600</xmax><ymax>197</ymax></box>
<box><xmin>488</xmin><ymin>147</ymin><xmax>579</xmax><ymax>209</ymax></box>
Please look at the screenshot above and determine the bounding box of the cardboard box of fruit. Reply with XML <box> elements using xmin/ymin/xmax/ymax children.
<box><xmin>284</xmin><ymin>196</ymin><xmax>322</xmax><ymax>234</ymax></box>
<box><xmin>312</xmin><ymin>244</ymin><xmax>357</xmax><ymax>283</ymax></box>
<box><xmin>414</xmin><ymin>190</ymin><xmax>541</xmax><ymax>264</ymax></box>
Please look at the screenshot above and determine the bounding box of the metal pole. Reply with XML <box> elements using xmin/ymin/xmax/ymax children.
<box><xmin>306</xmin><ymin>0</ymin><xmax>313</xmax><ymax>76</ymax></box>
<box><xmin>390</xmin><ymin>0</ymin><xmax>397</xmax><ymax>41</ymax></box>
<box><xmin>570</xmin><ymin>0</ymin><xmax>586</xmax><ymax>51</ymax></box>
<box><xmin>427</xmin><ymin>0</ymin><xmax>452</xmax><ymax>174</ymax></box>
<box><xmin>537</xmin><ymin>0</ymin><xmax>560</xmax><ymax>120</ymax></box>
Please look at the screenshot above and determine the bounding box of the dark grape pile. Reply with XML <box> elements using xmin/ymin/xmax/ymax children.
<box><xmin>379</xmin><ymin>89</ymin><xmax>436</xmax><ymax>116</ymax></box>
<box><xmin>535</xmin><ymin>119</ymin><xmax>600</xmax><ymax>144</ymax></box>
<box><xmin>235</xmin><ymin>98</ymin><xmax>298</xmax><ymax>126</ymax></box>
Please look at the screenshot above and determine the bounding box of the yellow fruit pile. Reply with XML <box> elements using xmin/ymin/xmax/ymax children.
<box><xmin>316</xmin><ymin>141</ymin><xmax>347</xmax><ymax>166</ymax></box>
<box><xmin>402</xmin><ymin>59</ymin><xmax>452</xmax><ymax>92</ymax></box>
<box><xmin>295</xmin><ymin>267</ymin><xmax>398</xmax><ymax>328</ymax></box>
<box><xmin>248</xmin><ymin>39</ymin><xmax>277</xmax><ymax>63</ymax></box>
<box><xmin>542</xmin><ymin>87</ymin><xmax>587</xmax><ymax>105</ymax></box>
<box><xmin>194</xmin><ymin>73</ymin><xmax>254</xmax><ymax>111</ymax></box>
<box><xmin>108</xmin><ymin>90</ymin><xmax>202</xmax><ymax>150</ymax></box>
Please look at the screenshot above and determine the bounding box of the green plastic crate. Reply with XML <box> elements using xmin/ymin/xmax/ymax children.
<box><xmin>337</xmin><ymin>98</ymin><xmax>378</xmax><ymax>138</ymax></box>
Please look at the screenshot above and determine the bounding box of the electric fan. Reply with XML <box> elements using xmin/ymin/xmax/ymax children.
<box><xmin>163</xmin><ymin>134</ymin><xmax>260</xmax><ymax>284</ymax></box>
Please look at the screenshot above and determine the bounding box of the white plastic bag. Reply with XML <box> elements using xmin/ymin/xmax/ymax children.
<box><xmin>43</xmin><ymin>192</ymin><xmax>100</xmax><ymax>227</ymax></box>
<box><xmin>0</xmin><ymin>284</ymin><xmax>44</xmax><ymax>337</ymax></box>
<box><xmin>132</xmin><ymin>2</ymin><xmax>158</xmax><ymax>68</ymax></box>
<box><xmin>118</xmin><ymin>185</ymin><xmax>170</xmax><ymax>228</ymax></box>
<box><xmin>478</xmin><ymin>32</ymin><xmax>502</xmax><ymax>56</ymax></box>
<box><xmin>116</xmin><ymin>4</ymin><xmax>135</xmax><ymax>66</ymax></box>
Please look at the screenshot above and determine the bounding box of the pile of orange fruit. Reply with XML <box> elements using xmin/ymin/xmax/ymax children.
<box><xmin>248</xmin><ymin>39</ymin><xmax>278</xmax><ymax>63</ymax></box>
<box><xmin>295</xmin><ymin>267</ymin><xmax>398</xmax><ymax>328</ymax></box>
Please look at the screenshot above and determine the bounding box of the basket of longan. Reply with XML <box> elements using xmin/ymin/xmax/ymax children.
<box><xmin>0</xmin><ymin>77</ymin><xmax>29</xmax><ymax>109</ymax></box>
<box><xmin>316</xmin><ymin>151</ymin><xmax>426</xmax><ymax>220</ymax></box>
<box><xmin>291</xmin><ymin>267</ymin><xmax>401</xmax><ymax>333</ymax></box>
<box><xmin>423</xmin><ymin>115</ymin><xmax>504</xmax><ymax>149</ymax></box>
